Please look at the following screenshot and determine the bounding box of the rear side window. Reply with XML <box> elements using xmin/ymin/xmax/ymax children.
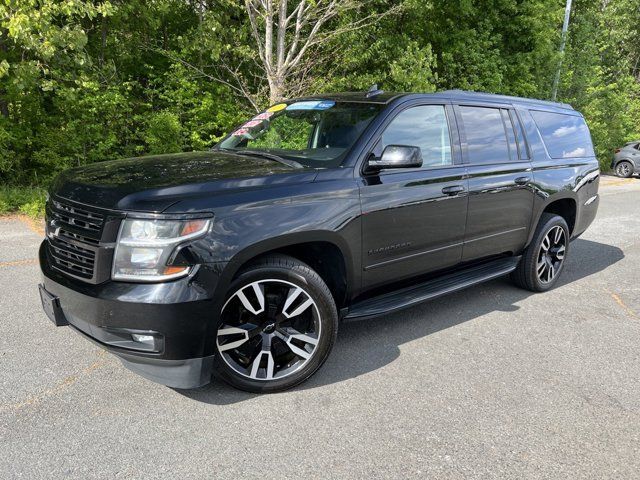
<box><xmin>530</xmin><ymin>111</ymin><xmax>594</xmax><ymax>159</ymax></box>
<box><xmin>459</xmin><ymin>106</ymin><xmax>510</xmax><ymax>164</ymax></box>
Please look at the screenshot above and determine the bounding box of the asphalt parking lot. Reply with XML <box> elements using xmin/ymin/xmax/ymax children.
<box><xmin>1</xmin><ymin>175</ymin><xmax>639</xmax><ymax>479</ymax></box>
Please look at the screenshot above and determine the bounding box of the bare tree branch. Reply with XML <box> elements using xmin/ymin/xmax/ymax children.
<box><xmin>150</xmin><ymin>1</ymin><xmax>401</xmax><ymax>109</ymax></box>
<box><xmin>145</xmin><ymin>44</ymin><xmax>262</xmax><ymax>112</ymax></box>
<box><xmin>241</xmin><ymin>0</ymin><xmax>400</xmax><ymax>103</ymax></box>
<box><xmin>245</xmin><ymin>0</ymin><xmax>267</xmax><ymax>69</ymax></box>
<box><xmin>264</xmin><ymin>0</ymin><xmax>274</xmax><ymax>74</ymax></box>
<box><xmin>276</xmin><ymin>0</ymin><xmax>287</xmax><ymax>71</ymax></box>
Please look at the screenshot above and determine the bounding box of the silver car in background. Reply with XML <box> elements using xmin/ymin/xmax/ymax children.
<box><xmin>612</xmin><ymin>141</ymin><xmax>640</xmax><ymax>177</ymax></box>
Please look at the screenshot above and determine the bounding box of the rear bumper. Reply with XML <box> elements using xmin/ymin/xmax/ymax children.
<box><xmin>39</xmin><ymin>241</ymin><xmax>225</xmax><ymax>388</ymax></box>
<box><xmin>572</xmin><ymin>193</ymin><xmax>599</xmax><ymax>239</ymax></box>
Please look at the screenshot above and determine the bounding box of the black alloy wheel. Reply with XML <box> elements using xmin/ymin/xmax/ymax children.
<box><xmin>511</xmin><ymin>213</ymin><xmax>570</xmax><ymax>292</ymax></box>
<box><xmin>213</xmin><ymin>255</ymin><xmax>338</xmax><ymax>393</ymax></box>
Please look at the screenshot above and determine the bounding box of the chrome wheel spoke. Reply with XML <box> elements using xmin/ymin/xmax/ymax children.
<box><xmin>277</xmin><ymin>328</ymin><xmax>318</xmax><ymax>360</ymax></box>
<box><xmin>217</xmin><ymin>326</ymin><xmax>250</xmax><ymax>352</ymax></box>
<box><xmin>537</xmin><ymin>260</ymin><xmax>546</xmax><ymax>276</ymax></box>
<box><xmin>282</xmin><ymin>286</ymin><xmax>314</xmax><ymax>319</ymax></box>
<box><xmin>250</xmin><ymin>347</ymin><xmax>275</xmax><ymax>380</ymax></box>
<box><xmin>541</xmin><ymin>236</ymin><xmax>551</xmax><ymax>252</ymax></box>
<box><xmin>287</xmin><ymin>343</ymin><xmax>312</xmax><ymax>360</ymax></box>
<box><xmin>236</xmin><ymin>282</ymin><xmax>265</xmax><ymax>315</ymax></box>
<box><xmin>553</xmin><ymin>226</ymin><xmax>562</xmax><ymax>244</ymax></box>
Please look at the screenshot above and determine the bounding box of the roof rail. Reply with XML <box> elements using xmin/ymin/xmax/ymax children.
<box><xmin>365</xmin><ymin>84</ymin><xmax>385</xmax><ymax>98</ymax></box>
<box><xmin>440</xmin><ymin>90</ymin><xmax>574</xmax><ymax>110</ymax></box>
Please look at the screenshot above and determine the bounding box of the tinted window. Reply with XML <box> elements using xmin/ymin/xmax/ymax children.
<box><xmin>218</xmin><ymin>101</ymin><xmax>381</xmax><ymax>168</ymax></box>
<box><xmin>381</xmin><ymin>105</ymin><xmax>452</xmax><ymax>167</ymax></box>
<box><xmin>530</xmin><ymin>110</ymin><xmax>594</xmax><ymax>159</ymax></box>
<box><xmin>460</xmin><ymin>106</ymin><xmax>510</xmax><ymax>164</ymax></box>
<box><xmin>510</xmin><ymin>110</ymin><xmax>530</xmax><ymax>160</ymax></box>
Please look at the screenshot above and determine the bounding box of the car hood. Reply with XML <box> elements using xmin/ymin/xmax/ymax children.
<box><xmin>50</xmin><ymin>151</ymin><xmax>317</xmax><ymax>212</ymax></box>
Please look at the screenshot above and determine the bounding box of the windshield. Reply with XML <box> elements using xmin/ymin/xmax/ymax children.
<box><xmin>218</xmin><ymin>100</ymin><xmax>383</xmax><ymax>168</ymax></box>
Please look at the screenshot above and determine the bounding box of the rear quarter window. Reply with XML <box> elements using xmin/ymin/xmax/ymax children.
<box><xmin>530</xmin><ymin>110</ymin><xmax>594</xmax><ymax>159</ymax></box>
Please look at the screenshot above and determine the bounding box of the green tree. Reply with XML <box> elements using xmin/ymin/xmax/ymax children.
<box><xmin>559</xmin><ymin>0</ymin><xmax>640</xmax><ymax>168</ymax></box>
<box><xmin>0</xmin><ymin>0</ymin><xmax>639</xmax><ymax>209</ymax></box>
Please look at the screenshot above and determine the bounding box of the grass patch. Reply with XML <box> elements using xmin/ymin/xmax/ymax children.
<box><xmin>0</xmin><ymin>186</ymin><xmax>47</xmax><ymax>218</ymax></box>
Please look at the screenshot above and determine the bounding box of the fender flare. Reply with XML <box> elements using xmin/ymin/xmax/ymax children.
<box><xmin>212</xmin><ymin>230</ymin><xmax>357</xmax><ymax>304</ymax></box>
<box><xmin>526</xmin><ymin>192</ymin><xmax>578</xmax><ymax>246</ymax></box>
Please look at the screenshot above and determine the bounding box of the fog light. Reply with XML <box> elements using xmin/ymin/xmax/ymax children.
<box><xmin>131</xmin><ymin>334</ymin><xmax>155</xmax><ymax>346</ymax></box>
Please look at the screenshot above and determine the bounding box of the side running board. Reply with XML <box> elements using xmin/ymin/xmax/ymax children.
<box><xmin>344</xmin><ymin>256</ymin><xmax>521</xmax><ymax>321</ymax></box>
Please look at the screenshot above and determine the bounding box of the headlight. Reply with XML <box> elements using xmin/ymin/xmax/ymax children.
<box><xmin>112</xmin><ymin>218</ymin><xmax>210</xmax><ymax>282</ymax></box>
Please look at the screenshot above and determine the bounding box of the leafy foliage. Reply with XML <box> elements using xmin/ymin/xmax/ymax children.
<box><xmin>144</xmin><ymin>111</ymin><xmax>182</xmax><ymax>154</ymax></box>
<box><xmin>0</xmin><ymin>0</ymin><xmax>638</xmax><ymax>211</ymax></box>
<box><xmin>0</xmin><ymin>185</ymin><xmax>45</xmax><ymax>217</ymax></box>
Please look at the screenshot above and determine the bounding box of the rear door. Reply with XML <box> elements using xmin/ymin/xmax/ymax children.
<box><xmin>454</xmin><ymin>104</ymin><xmax>534</xmax><ymax>261</ymax></box>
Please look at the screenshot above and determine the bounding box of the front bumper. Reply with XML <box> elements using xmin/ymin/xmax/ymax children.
<box><xmin>39</xmin><ymin>242</ymin><xmax>226</xmax><ymax>388</ymax></box>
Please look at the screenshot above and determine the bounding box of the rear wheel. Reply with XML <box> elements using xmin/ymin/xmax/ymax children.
<box><xmin>213</xmin><ymin>255</ymin><xmax>338</xmax><ymax>393</ymax></box>
<box><xmin>511</xmin><ymin>213</ymin><xmax>569</xmax><ymax>292</ymax></box>
<box><xmin>616</xmin><ymin>161</ymin><xmax>634</xmax><ymax>178</ymax></box>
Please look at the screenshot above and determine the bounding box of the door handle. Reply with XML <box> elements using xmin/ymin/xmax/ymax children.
<box><xmin>442</xmin><ymin>185</ymin><xmax>465</xmax><ymax>196</ymax></box>
<box><xmin>514</xmin><ymin>176</ymin><xmax>531</xmax><ymax>185</ymax></box>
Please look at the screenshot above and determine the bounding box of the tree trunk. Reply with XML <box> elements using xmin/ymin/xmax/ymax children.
<box><xmin>0</xmin><ymin>30</ymin><xmax>8</xmax><ymax>118</ymax></box>
<box><xmin>0</xmin><ymin>93</ymin><xmax>8</xmax><ymax>118</ymax></box>
<box><xmin>198</xmin><ymin>5</ymin><xmax>204</xmax><ymax>68</ymax></box>
<box><xmin>269</xmin><ymin>75</ymin><xmax>285</xmax><ymax>104</ymax></box>
<box><xmin>99</xmin><ymin>16</ymin><xmax>107</xmax><ymax>68</ymax></box>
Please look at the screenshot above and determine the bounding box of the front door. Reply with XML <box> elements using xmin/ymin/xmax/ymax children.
<box><xmin>359</xmin><ymin>103</ymin><xmax>469</xmax><ymax>290</ymax></box>
<box><xmin>454</xmin><ymin>104</ymin><xmax>534</xmax><ymax>261</ymax></box>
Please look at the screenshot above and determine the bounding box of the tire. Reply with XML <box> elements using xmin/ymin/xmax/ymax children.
<box><xmin>213</xmin><ymin>254</ymin><xmax>338</xmax><ymax>393</ymax></box>
<box><xmin>615</xmin><ymin>161</ymin><xmax>634</xmax><ymax>178</ymax></box>
<box><xmin>511</xmin><ymin>213</ymin><xmax>569</xmax><ymax>292</ymax></box>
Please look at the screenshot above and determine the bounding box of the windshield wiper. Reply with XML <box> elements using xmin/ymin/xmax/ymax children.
<box><xmin>234</xmin><ymin>150</ymin><xmax>304</xmax><ymax>169</ymax></box>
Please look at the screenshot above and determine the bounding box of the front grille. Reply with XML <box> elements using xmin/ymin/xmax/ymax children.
<box><xmin>48</xmin><ymin>234</ymin><xmax>97</xmax><ymax>279</ymax></box>
<box><xmin>45</xmin><ymin>198</ymin><xmax>110</xmax><ymax>282</ymax></box>
<box><xmin>56</xmin><ymin>227</ymin><xmax>100</xmax><ymax>246</ymax></box>
<box><xmin>49</xmin><ymin>200</ymin><xmax>104</xmax><ymax>236</ymax></box>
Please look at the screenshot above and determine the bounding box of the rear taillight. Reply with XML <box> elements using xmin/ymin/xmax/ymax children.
<box><xmin>615</xmin><ymin>148</ymin><xmax>621</xmax><ymax>153</ymax></box>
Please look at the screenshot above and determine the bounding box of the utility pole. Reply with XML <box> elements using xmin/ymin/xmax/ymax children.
<box><xmin>551</xmin><ymin>0</ymin><xmax>573</xmax><ymax>101</ymax></box>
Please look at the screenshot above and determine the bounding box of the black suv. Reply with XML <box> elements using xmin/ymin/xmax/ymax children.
<box><xmin>39</xmin><ymin>90</ymin><xmax>600</xmax><ymax>393</ymax></box>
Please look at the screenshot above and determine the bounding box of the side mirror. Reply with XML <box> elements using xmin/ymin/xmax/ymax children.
<box><xmin>367</xmin><ymin>145</ymin><xmax>423</xmax><ymax>172</ymax></box>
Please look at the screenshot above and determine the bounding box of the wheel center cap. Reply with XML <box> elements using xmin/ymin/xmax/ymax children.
<box><xmin>263</xmin><ymin>322</ymin><xmax>276</xmax><ymax>334</ymax></box>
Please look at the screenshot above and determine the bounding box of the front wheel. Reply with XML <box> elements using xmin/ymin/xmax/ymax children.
<box><xmin>511</xmin><ymin>213</ymin><xmax>569</xmax><ymax>292</ymax></box>
<box><xmin>213</xmin><ymin>255</ymin><xmax>338</xmax><ymax>393</ymax></box>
